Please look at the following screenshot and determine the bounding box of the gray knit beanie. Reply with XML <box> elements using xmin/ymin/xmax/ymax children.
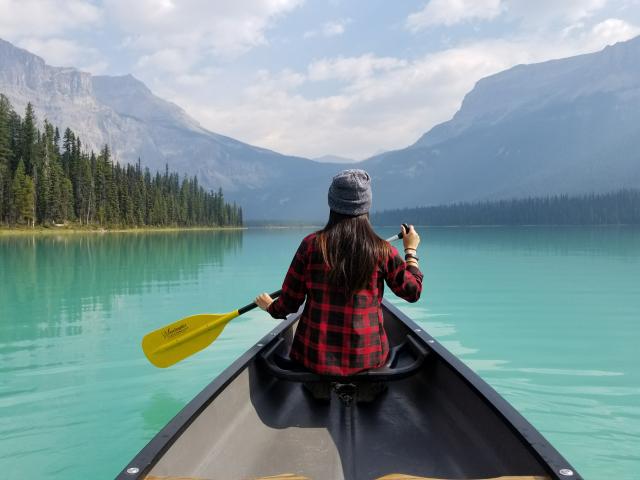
<box><xmin>327</xmin><ymin>169</ymin><xmax>372</xmax><ymax>216</ymax></box>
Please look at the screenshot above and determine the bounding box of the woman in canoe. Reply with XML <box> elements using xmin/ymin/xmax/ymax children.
<box><xmin>255</xmin><ymin>169</ymin><xmax>422</xmax><ymax>379</ymax></box>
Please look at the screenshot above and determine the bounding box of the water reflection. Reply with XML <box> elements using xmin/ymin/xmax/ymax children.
<box><xmin>0</xmin><ymin>231</ymin><xmax>243</xmax><ymax>342</ymax></box>
<box><xmin>141</xmin><ymin>392</ymin><xmax>186</xmax><ymax>436</ymax></box>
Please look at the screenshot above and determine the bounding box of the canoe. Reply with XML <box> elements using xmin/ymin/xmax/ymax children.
<box><xmin>118</xmin><ymin>300</ymin><xmax>582</xmax><ymax>480</ymax></box>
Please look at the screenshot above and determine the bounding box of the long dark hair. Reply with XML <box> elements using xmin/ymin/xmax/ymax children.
<box><xmin>316</xmin><ymin>210</ymin><xmax>391</xmax><ymax>295</ymax></box>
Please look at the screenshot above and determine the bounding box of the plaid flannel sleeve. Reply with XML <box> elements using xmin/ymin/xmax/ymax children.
<box><xmin>384</xmin><ymin>245</ymin><xmax>423</xmax><ymax>303</ymax></box>
<box><xmin>267</xmin><ymin>238</ymin><xmax>308</xmax><ymax>319</ymax></box>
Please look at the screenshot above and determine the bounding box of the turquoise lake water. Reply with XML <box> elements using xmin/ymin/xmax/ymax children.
<box><xmin>0</xmin><ymin>227</ymin><xmax>639</xmax><ymax>479</ymax></box>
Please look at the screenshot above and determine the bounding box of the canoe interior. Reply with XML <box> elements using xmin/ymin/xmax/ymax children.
<box><xmin>143</xmin><ymin>304</ymin><xmax>558</xmax><ymax>480</ymax></box>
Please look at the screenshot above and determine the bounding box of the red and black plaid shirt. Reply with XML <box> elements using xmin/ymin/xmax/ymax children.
<box><xmin>267</xmin><ymin>233</ymin><xmax>423</xmax><ymax>376</ymax></box>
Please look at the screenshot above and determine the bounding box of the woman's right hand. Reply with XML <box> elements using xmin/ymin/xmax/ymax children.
<box><xmin>255</xmin><ymin>293</ymin><xmax>274</xmax><ymax>311</ymax></box>
<box><xmin>402</xmin><ymin>224</ymin><xmax>420</xmax><ymax>251</ymax></box>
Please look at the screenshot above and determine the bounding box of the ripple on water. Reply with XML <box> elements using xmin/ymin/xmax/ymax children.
<box><xmin>386</xmin><ymin>295</ymin><xmax>640</xmax><ymax>479</ymax></box>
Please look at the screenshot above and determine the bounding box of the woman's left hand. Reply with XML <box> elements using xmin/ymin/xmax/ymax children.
<box><xmin>255</xmin><ymin>292</ymin><xmax>274</xmax><ymax>311</ymax></box>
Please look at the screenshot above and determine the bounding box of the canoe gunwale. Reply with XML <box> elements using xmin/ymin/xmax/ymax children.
<box><xmin>117</xmin><ymin>301</ymin><xmax>582</xmax><ymax>480</ymax></box>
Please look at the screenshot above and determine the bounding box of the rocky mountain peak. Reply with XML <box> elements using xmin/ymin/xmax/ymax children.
<box><xmin>93</xmin><ymin>73</ymin><xmax>150</xmax><ymax>96</ymax></box>
<box><xmin>414</xmin><ymin>35</ymin><xmax>640</xmax><ymax>148</ymax></box>
<box><xmin>0</xmin><ymin>38</ymin><xmax>93</xmax><ymax>98</ymax></box>
<box><xmin>91</xmin><ymin>73</ymin><xmax>200</xmax><ymax>130</ymax></box>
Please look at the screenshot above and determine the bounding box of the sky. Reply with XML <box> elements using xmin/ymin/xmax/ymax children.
<box><xmin>1</xmin><ymin>0</ymin><xmax>639</xmax><ymax>160</ymax></box>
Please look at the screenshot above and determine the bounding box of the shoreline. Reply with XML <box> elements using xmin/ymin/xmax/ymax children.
<box><xmin>0</xmin><ymin>225</ymin><xmax>246</xmax><ymax>236</ymax></box>
<box><xmin>2</xmin><ymin>224</ymin><xmax>637</xmax><ymax>236</ymax></box>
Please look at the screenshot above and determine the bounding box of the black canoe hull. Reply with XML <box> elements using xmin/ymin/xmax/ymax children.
<box><xmin>117</xmin><ymin>301</ymin><xmax>582</xmax><ymax>480</ymax></box>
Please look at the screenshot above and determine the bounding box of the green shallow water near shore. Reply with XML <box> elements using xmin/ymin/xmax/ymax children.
<box><xmin>0</xmin><ymin>227</ymin><xmax>639</xmax><ymax>479</ymax></box>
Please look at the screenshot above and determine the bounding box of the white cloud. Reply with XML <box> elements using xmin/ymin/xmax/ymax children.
<box><xmin>105</xmin><ymin>0</ymin><xmax>304</xmax><ymax>57</ymax></box>
<box><xmin>0</xmin><ymin>0</ymin><xmax>101</xmax><ymax>38</ymax></box>
<box><xmin>17</xmin><ymin>37</ymin><xmax>108</xmax><ymax>73</ymax></box>
<box><xmin>588</xmin><ymin>17</ymin><xmax>640</xmax><ymax>46</ymax></box>
<box><xmin>505</xmin><ymin>0</ymin><xmax>609</xmax><ymax>29</ymax></box>
<box><xmin>109</xmin><ymin>0</ymin><xmax>305</xmax><ymax>98</ymax></box>
<box><xmin>136</xmin><ymin>48</ymin><xmax>197</xmax><ymax>74</ymax></box>
<box><xmin>557</xmin><ymin>16</ymin><xmax>640</xmax><ymax>52</ymax></box>
<box><xmin>307</xmin><ymin>54</ymin><xmax>407</xmax><ymax>82</ymax></box>
<box><xmin>171</xmin><ymin>67</ymin><xmax>223</xmax><ymax>88</ymax></box>
<box><xmin>304</xmin><ymin>18</ymin><xmax>352</xmax><ymax>38</ymax></box>
<box><xmin>407</xmin><ymin>0</ymin><xmax>611</xmax><ymax>31</ymax></box>
<box><xmin>407</xmin><ymin>0</ymin><xmax>502</xmax><ymax>31</ymax></box>
<box><xmin>323</xmin><ymin>19</ymin><xmax>350</xmax><ymax>36</ymax></box>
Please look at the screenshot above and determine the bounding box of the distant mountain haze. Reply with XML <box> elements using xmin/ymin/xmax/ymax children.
<box><xmin>313</xmin><ymin>154</ymin><xmax>358</xmax><ymax>164</ymax></box>
<box><xmin>2</xmin><ymin>36</ymin><xmax>640</xmax><ymax>221</ymax></box>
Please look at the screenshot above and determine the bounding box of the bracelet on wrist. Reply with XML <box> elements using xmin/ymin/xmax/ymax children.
<box><xmin>405</xmin><ymin>253</ymin><xmax>419</xmax><ymax>262</ymax></box>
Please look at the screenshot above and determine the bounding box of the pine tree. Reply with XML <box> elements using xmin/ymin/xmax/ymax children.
<box><xmin>34</xmin><ymin>132</ymin><xmax>51</xmax><ymax>223</ymax></box>
<box><xmin>0</xmin><ymin>95</ymin><xmax>11</xmax><ymax>163</ymax></box>
<box><xmin>0</xmin><ymin>95</ymin><xmax>12</xmax><ymax>222</ymax></box>
<box><xmin>12</xmin><ymin>159</ymin><xmax>35</xmax><ymax>226</ymax></box>
<box><xmin>78</xmin><ymin>154</ymin><xmax>93</xmax><ymax>224</ymax></box>
<box><xmin>21</xmin><ymin>103</ymin><xmax>38</xmax><ymax>176</ymax></box>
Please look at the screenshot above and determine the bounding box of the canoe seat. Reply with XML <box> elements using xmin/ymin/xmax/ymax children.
<box><xmin>260</xmin><ymin>333</ymin><xmax>429</xmax><ymax>383</ymax></box>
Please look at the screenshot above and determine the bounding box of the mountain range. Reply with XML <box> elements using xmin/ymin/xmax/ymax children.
<box><xmin>1</xmin><ymin>36</ymin><xmax>639</xmax><ymax>221</ymax></box>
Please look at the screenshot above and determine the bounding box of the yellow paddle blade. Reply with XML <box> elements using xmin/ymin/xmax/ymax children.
<box><xmin>142</xmin><ymin>310</ymin><xmax>239</xmax><ymax>368</ymax></box>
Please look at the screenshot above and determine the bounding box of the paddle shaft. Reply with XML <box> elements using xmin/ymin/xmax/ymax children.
<box><xmin>385</xmin><ymin>223</ymin><xmax>410</xmax><ymax>243</ymax></box>
<box><xmin>238</xmin><ymin>289</ymin><xmax>283</xmax><ymax>315</ymax></box>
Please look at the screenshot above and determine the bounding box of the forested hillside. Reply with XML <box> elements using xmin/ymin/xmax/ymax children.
<box><xmin>371</xmin><ymin>190</ymin><xmax>640</xmax><ymax>226</ymax></box>
<box><xmin>0</xmin><ymin>95</ymin><xmax>242</xmax><ymax>228</ymax></box>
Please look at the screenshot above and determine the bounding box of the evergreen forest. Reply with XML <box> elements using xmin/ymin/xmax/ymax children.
<box><xmin>371</xmin><ymin>190</ymin><xmax>640</xmax><ymax>226</ymax></box>
<box><xmin>0</xmin><ymin>94</ymin><xmax>242</xmax><ymax>228</ymax></box>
